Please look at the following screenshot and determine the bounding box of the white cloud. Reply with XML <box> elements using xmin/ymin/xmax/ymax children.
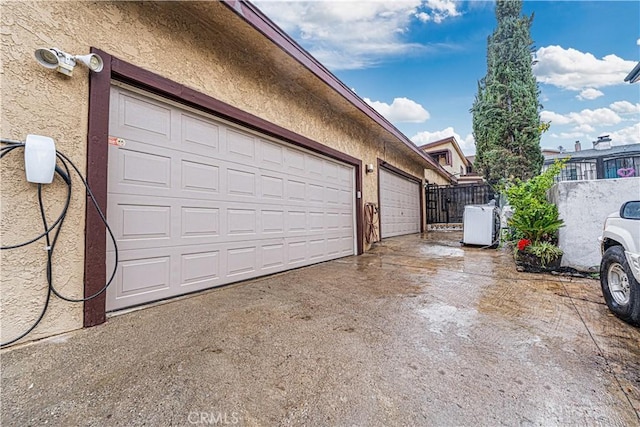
<box><xmin>542</xmin><ymin>104</ymin><xmax>638</xmax><ymax>149</ymax></box>
<box><xmin>253</xmin><ymin>0</ymin><xmax>461</xmax><ymax>70</ymax></box>
<box><xmin>569</xmin><ymin>108</ymin><xmax>622</xmax><ymax>126</ymax></box>
<box><xmin>540</xmin><ymin>110</ymin><xmax>572</xmax><ymax>125</ymax></box>
<box><xmin>541</xmin><ymin>108</ymin><xmax>622</xmax><ymax>130</ymax></box>
<box><xmin>573</xmin><ymin>124</ymin><xmax>595</xmax><ymax>133</ymax></box>
<box><xmin>576</xmin><ymin>88</ymin><xmax>603</xmax><ymax>100</ymax></box>
<box><xmin>533</xmin><ymin>45</ymin><xmax>636</xmax><ymax>91</ymax></box>
<box><xmin>418</xmin><ymin>0</ymin><xmax>461</xmax><ymax>24</ymax></box>
<box><xmin>364</xmin><ymin>97</ymin><xmax>430</xmax><ymax>123</ymax></box>
<box><xmin>637</xmin><ymin>38</ymin><xmax>640</xmax><ymax>46</ymax></box>
<box><xmin>610</xmin><ymin>100</ymin><xmax>640</xmax><ymax>115</ymax></box>
<box><xmin>415</xmin><ymin>11</ymin><xmax>430</xmax><ymax>22</ymax></box>
<box><xmin>550</xmin><ymin>131</ymin><xmax>584</xmax><ymax>140</ymax></box>
<box><xmin>410</xmin><ymin>127</ymin><xmax>476</xmax><ymax>154</ymax></box>
<box><xmin>609</xmin><ymin>122</ymin><xmax>640</xmax><ymax>144</ymax></box>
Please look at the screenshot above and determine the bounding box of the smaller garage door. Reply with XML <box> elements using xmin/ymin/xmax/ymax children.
<box><xmin>379</xmin><ymin>168</ymin><xmax>421</xmax><ymax>238</ymax></box>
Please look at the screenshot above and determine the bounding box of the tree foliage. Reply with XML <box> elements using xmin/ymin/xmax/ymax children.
<box><xmin>471</xmin><ymin>0</ymin><xmax>544</xmax><ymax>187</ymax></box>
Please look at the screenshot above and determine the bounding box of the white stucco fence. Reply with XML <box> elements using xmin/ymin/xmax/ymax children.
<box><xmin>548</xmin><ymin>177</ymin><xmax>640</xmax><ymax>272</ymax></box>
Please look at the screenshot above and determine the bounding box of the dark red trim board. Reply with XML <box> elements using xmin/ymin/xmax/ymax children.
<box><xmin>84</xmin><ymin>47</ymin><xmax>111</xmax><ymax>327</ymax></box>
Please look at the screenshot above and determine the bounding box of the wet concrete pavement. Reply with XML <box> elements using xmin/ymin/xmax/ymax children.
<box><xmin>2</xmin><ymin>231</ymin><xmax>639</xmax><ymax>426</ymax></box>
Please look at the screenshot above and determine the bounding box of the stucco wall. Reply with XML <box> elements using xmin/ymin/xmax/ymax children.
<box><xmin>1</xmin><ymin>1</ymin><xmax>445</xmax><ymax>345</ymax></box>
<box><xmin>450</xmin><ymin>149</ymin><xmax>468</xmax><ymax>178</ymax></box>
<box><xmin>438</xmin><ymin>142</ymin><xmax>467</xmax><ymax>177</ymax></box>
<box><xmin>549</xmin><ymin>177</ymin><xmax>640</xmax><ymax>271</ymax></box>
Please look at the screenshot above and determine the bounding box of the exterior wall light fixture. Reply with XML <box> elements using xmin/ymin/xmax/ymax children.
<box><xmin>34</xmin><ymin>48</ymin><xmax>104</xmax><ymax>76</ymax></box>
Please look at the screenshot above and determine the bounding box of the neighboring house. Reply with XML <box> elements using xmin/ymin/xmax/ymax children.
<box><xmin>0</xmin><ymin>1</ymin><xmax>453</xmax><ymax>345</ymax></box>
<box><xmin>419</xmin><ymin>137</ymin><xmax>484</xmax><ymax>184</ymax></box>
<box><xmin>543</xmin><ymin>138</ymin><xmax>640</xmax><ymax>181</ymax></box>
<box><xmin>542</xmin><ymin>148</ymin><xmax>561</xmax><ymax>157</ymax></box>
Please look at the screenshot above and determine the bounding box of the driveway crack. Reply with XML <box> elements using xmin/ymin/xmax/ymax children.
<box><xmin>559</xmin><ymin>280</ymin><xmax>640</xmax><ymax>422</ymax></box>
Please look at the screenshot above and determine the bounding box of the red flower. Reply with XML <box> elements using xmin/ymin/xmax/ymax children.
<box><xmin>517</xmin><ymin>239</ymin><xmax>532</xmax><ymax>251</ymax></box>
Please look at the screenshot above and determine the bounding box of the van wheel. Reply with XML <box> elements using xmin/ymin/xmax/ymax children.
<box><xmin>600</xmin><ymin>246</ymin><xmax>640</xmax><ymax>326</ymax></box>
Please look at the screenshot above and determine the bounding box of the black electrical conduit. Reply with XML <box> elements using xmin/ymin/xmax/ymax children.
<box><xmin>0</xmin><ymin>139</ymin><xmax>119</xmax><ymax>348</ymax></box>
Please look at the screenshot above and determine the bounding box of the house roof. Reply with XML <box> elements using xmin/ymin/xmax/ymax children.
<box><xmin>541</xmin><ymin>148</ymin><xmax>562</xmax><ymax>159</ymax></box>
<box><xmin>543</xmin><ymin>143</ymin><xmax>640</xmax><ymax>164</ymax></box>
<box><xmin>418</xmin><ymin>136</ymin><xmax>470</xmax><ymax>167</ymax></box>
<box><xmin>222</xmin><ymin>0</ymin><xmax>453</xmax><ymax>183</ymax></box>
<box><xmin>625</xmin><ymin>62</ymin><xmax>640</xmax><ymax>83</ymax></box>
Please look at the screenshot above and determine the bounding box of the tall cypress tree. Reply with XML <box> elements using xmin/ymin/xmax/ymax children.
<box><xmin>471</xmin><ymin>0</ymin><xmax>544</xmax><ymax>187</ymax></box>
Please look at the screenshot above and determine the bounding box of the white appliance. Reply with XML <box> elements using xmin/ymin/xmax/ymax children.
<box><xmin>462</xmin><ymin>203</ymin><xmax>500</xmax><ymax>247</ymax></box>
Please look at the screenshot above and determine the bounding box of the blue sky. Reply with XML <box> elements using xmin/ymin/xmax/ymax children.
<box><xmin>253</xmin><ymin>0</ymin><xmax>640</xmax><ymax>155</ymax></box>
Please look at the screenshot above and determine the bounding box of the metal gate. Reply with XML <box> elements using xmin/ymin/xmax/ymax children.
<box><xmin>426</xmin><ymin>183</ymin><xmax>495</xmax><ymax>224</ymax></box>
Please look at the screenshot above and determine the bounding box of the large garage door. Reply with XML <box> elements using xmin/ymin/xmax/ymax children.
<box><xmin>106</xmin><ymin>85</ymin><xmax>355</xmax><ymax>311</ymax></box>
<box><xmin>379</xmin><ymin>168</ymin><xmax>421</xmax><ymax>238</ymax></box>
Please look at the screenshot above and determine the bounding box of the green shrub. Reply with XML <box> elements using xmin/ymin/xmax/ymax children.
<box><xmin>502</xmin><ymin>158</ymin><xmax>567</xmax><ymax>245</ymax></box>
<box><xmin>525</xmin><ymin>241</ymin><xmax>563</xmax><ymax>266</ymax></box>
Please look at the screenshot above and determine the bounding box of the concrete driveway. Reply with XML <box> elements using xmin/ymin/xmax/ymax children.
<box><xmin>2</xmin><ymin>232</ymin><xmax>639</xmax><ymax>426</ymax></box>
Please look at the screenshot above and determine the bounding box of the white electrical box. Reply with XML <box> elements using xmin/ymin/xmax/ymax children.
<box><xmin>462</xmin><ymin>203</ymin><xmax>500</xmax><ymax>247</ymax></box>
<box><xmin>24</xmin><ymin>134</ymin><xmax>56</xmax><ymax>184</ymax></box>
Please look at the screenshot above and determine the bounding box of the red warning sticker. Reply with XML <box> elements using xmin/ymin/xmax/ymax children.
<box><xmin>108</xmin><ymin>136</ymin><xmax>126</xmax><ymax>147</ymax></box>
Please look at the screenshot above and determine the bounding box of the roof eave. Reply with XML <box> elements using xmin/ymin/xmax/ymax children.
<box><xmin>624</xmin><ymin>62</ymin><xmax>640</xmax><ymax>83</ymax></box>
<box><xmin>221</xmin><ymin>0</ymin><xmax>452</xmax><ymax>182</ymax></box>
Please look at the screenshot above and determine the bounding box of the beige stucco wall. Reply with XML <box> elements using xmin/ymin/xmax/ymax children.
<box><xmin>425</xmin><ymin>169</ymin><xmax>449</xmax><ymax>185</ymax></box>
<box><xmin>449</xmin><ymin>147</ymin><xmax>469</xmax><ymax>178</ymax></box>
<box><xmin>0</xmin><ymin>1</ymin><xmax>446</xmax><ymax>345</ymax></box>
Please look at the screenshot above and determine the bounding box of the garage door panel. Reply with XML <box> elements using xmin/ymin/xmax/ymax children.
<box><xmin>323</xmin><ymin>161</ymin><xmax>339</xmax><ymax>182</ymax></box>
<box><xmin>260</xmin><ymin>140</ymin><xmax>284</xmax><ymax>169</ymax></box>
<box><xmin>284</xmin><ymin>148</ymin><xmax>306</xmax><ymax>175</ymax></box>
<box><xmin>180</xmin><ymin>250</ymin><xmax>220</xmax><ymax>286</ymax></box>
<box><xmin>107</xmin><ymin>198</ymin><xmax>172</xmax><ymax>246</ymax></box>
<box><xmin>106</xmin><ymin>251</ymin><xmax>173</xmax><ymax>308</ymax></box>
<box><xmin>307</xmin><ymin>155</ymin><xmax>324</xmax><ymax>178</ymax></box>
<box><xmin>181</xmin><ymin>160</ymin><xmax>220</xmax><ymax>194</ymax></box>
<box><xmin>309</xmin><ymin>211</ymin><xmax>325</xmax><ymax>231</ymax></box>
<box><xmin>111</xmin><ymin>92</ymin><xmax>173</xmax><ymax>148</ymax></box>
<box><xmin>261</xmin><ymin>174</ymin><xmax>285</xmax><ymax>200</ymax></box>
<box><xmin>180</xmin><ymin>113</ymin><xmax>220</xmax><ymax>157</ymax></box>
<box><xmin>286</xmin><ymin>178</ymin><xmax>306</xmax><ymax>201</ymax></box>
<box><xmin>225</xmin><ymin>128</ymin><xmax>258</xmax><ymax>164</ymax></box>
<box><xmin>227</xmin><ymin>246</ymin><xmax>257</xmax><ymax>277</ymax></box>
<box><xmin>287</xmin><ymin>240</ymin><xmax>308</xmax><ymax>264</ymax></box>
<box><xmin>181</xmin><ymin>206</ymin><xmax>220</xmax><ymax>238</ymax></box>
<box><xmin>261</xmin><ymin>242</ymin><xmax>285</xmax><ymax>270</ymax></box>
<box><xmin>308</xmin><ymin>183</ymin><xmax>324</xmax><ymax>203</ymax></box>
<box><xmin>107</xmin><ymin>85</ymin><xmax>356</xmax><ymax>311</ymax></box>
<box><xmin>309</xmin><ymin>238</ymin><xmax>327</xmax><ymax>260</ymax></box>
<box><xmin>120</xmin><ymin>203</ymin><xmax>172</xmax><ymax>240</ymax></box>
<box><xmin>226</xmin><ymin>168</ymin><xmax>256</xmax><ymax>197</ymax></box>
<box><xmin>261</xmin><ymin>209</ymin><xmax>285</xmax><ymax>234</ymax></box>
<box><xmin>111</xmin><ymin>146</ymin><xmax>172</xmax><ymax>191</ymax></box>
<box><xmin>118</xmin><ymin>256</ymin><xmax>171</xmax><ymax>296</ymax></box>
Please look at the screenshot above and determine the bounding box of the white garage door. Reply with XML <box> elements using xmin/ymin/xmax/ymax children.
<box><xmin>106</xmin><ymin>85</ymin><xmax>355</xmax><ymax>311</ymax></box>
<box><xmin>379</xmin><ymin>168</ymin><xmax>421</xmax><ymax>238</ymax></box>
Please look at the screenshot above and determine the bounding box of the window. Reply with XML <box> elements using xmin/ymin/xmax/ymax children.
<box><xmin>603</xmin><ymin>156</ymin><xmax>640</xmax><ymax>179</ymax></box>
<box><xmin>429</xmin><ymin>150</ymin><xmax>451</xmax><ymax>166</ymax></box>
